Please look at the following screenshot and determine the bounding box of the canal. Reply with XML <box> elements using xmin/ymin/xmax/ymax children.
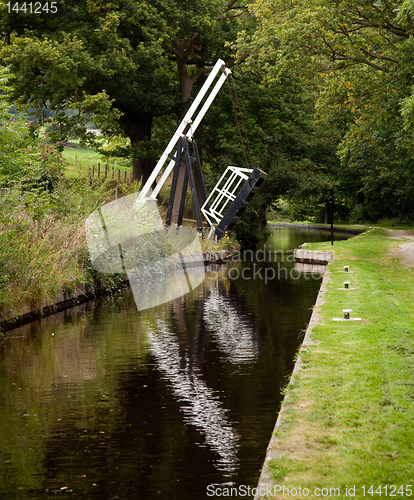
<box><xmin>0</xmin><ymin>227</ymin><xmax>348</xmax><ymax>499</ymax></box>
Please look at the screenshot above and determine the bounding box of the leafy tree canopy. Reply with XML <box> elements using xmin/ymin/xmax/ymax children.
<box><xmin>0</xmin><ymin>0</ymin><xmax>250</xmax><ymax>182</ymax></box>
<box><xmin>235</xmin><ymin>0</ymin><xmax>414</xmax><ymax>221</ymax></box>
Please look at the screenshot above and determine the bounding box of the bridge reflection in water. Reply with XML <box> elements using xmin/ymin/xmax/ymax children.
<box><xmin>148</xmin><ymin>317</ymin><xmax>240</xmax><ymax>475</ymax></box>
<box><xmin>0</xmin><ymin>228</ymin><xmax>345</xmax><ymax>500</ymax></box>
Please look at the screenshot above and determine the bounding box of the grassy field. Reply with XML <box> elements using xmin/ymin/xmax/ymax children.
<box><xmin>259</xmin><ymin>228</ymin><xmax>414</xmax><ymax>499</ymax></box>
<box><xmin>62</xmin><ymin>141</ymin><xmax>132</xmax><ymax>180</ymax></box>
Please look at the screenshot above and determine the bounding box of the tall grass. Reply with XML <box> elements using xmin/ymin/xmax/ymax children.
<box><xmin>0</xmin><ymin>176</ymin><xmax>133</xmax><ymax>324</ymax></box>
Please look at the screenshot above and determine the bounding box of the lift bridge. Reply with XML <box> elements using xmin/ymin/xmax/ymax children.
<box><xmin>85</xmin><ymin>59</ymin><xmax>267</xmax><ymax>311</ymax></box>
<box><xmin>137</xmin><ymin>58</ymin><xmax>267</xmax><ymax>240</ymax></box>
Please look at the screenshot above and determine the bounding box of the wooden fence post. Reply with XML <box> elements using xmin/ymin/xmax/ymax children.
<box><xmin>105</xmin><ymin>162</ymin><xmax>108</xmax><ymax>179</ymax></box>
<box><xmin>98</xmin><ymin>163</ymin><xmax>100</xmax><ymax>179</ymax></box>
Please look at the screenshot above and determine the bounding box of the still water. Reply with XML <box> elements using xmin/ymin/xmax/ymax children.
<box><xmin>0</xmin><ymin>228</ymin><xmax>348</xmax><ymax>499</ymax></box>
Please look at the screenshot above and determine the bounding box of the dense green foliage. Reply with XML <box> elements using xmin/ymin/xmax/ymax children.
<box><xmin>0</xmin><ymin>73</ymin><xmax>133</xmax><ymax>320</ymax></box>
<box><xmin>2</xmin><ymin>0</ymin><xmax>413</xmax><ymax>241</ymax></box>
<box><xmin>235</xmin><ymin>0</ymin><xmax>414</xmax><ymax>222</ymax></box>
<box><xmin>0</xmin><ymin>0</ymin><xmax>252</xmax><ymax>183</ymax></box>
<box><xmin>0</xmin><ymin>0</ymin><xmax>349</xmax><ymax>242</ymax></box>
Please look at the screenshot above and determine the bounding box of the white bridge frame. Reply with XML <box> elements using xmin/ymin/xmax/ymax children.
<box><xmin>201</xmin><ymin>166</ymin><xmax>252</xmax><ymax>229</ymax></box>
<box><xmin>138</xmin><ymin>59</ymin><xmax>231</xmax><ymax>201</ymax></box>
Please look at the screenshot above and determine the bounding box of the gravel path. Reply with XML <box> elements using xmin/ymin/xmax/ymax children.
<box><xmin>387</xmin><ymin>229</ymin><xmax>414</xmax><ymax>267</ymax></box>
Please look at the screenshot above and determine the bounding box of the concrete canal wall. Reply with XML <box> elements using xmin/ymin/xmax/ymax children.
<box><xmin>294</xmin><ymin>248</ymin><xmax>334</xmax><ymax>265</ymax></box>
<box><xmin>254</xmin><ymin>262</ymin><xmax>332</xmax><ymax>499</ymax></box>
<box><xmin>254</xmin><ymin>245</ymin><xmax>336</xmax><ymax>499</ymax></box>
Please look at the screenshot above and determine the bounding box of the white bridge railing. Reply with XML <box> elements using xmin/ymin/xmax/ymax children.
<box><xmin>201</xmin><ymin>166</ymin><xmax>252</xmax><ymax>231</ymax></box>
<box><xmin>137</xmin><ymin>59</ymin><xmax>231</xmax><ymax>202</ymax></box>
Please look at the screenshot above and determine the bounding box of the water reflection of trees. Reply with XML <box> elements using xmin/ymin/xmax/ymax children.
<box><xmin>0</xmin><ymin>248</ymin><xmax>323</xmax><ymax>497</ymax></box>
<box><xmin>143</xmin><ymin>271</ymin><xmax>266</xmax><ymax>475</ymax></box>
<box><xmin>203</xmin><ymin>286</ymin><xmax>259</xmax><ymax>364</ymax></box>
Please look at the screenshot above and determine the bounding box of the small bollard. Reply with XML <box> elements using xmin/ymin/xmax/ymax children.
<box><xmin>344</xmin><ymin>282</ymin><xmax>350</xmax><ymax>289</ymax></box>
<box><xmin>343</xmin><ymin>309</ymin><xmax>352</xmax><ymax>320</ymax></box>
<box><xmin>344</xmin><ymin>265</ymin><xmax>349</xmax><ymax>272</ymax></box>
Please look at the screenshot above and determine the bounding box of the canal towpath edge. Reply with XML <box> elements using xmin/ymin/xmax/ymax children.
<box><xmin>253</xmin><ymin>258</ymin><xmax>331</xmax><ymax>499</ymax></box>
<box><xmin>0</xmin><ymin>250</ymin><xmax>230</xmax><ymax>334</ymax></box>
<box><xmin>253</xmin><ymin>227</ymin><xmax>414</xmax><ymax>499</ymax></box>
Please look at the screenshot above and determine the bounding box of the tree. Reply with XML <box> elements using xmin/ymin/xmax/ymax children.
<box><xmin>161</xmin><ymin>0</ymin><xmax>249</xmax><ymax>111</ymax></box>
<box><xmin>0</xmin><ymin>0</ymin><xmax>251</xmax><ymax>183</ymax></box>
<box><xmin>233</xmin><ymin>0</ymin><xmax>414</xmax><ymax>221</ymax></box>
<box><xmin>1</xmin><ymin>0</ymin><xmax>181</xmax><ymax>182</ymax></box>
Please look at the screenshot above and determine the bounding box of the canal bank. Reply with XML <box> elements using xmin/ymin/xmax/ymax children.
<box><xmin>254</xmin><ymin>227</ymin><xmax>414</xmax><ymax>499</ymax></box>
<box><xmin>0</xmin><ymin>250</ymin><xmax>230</xmax><ymax>334</ymax></box>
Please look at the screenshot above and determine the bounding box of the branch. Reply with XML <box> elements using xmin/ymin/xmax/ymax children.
<box><xmin>317</xmin><ymin>25</ymin><xmax>395</xmax><ymax>73</ymax></box>
<box><xmin>379</xmin><ymin>32</ymin><xmax>397</xmax><ymax>51</ymax></box>
<box><xmin>182</xmin><ymin>31</ymin><xmax>200</xmax><ymax>53</ymax></box>
<box><xmin>189</xmin><ymin>67</ymin><xmax>212</xmax><ymax>85</ymax></box>
<box><xmin>187</xmin><ymin>54</ymin><xmax>248</xmax><ymax>86</ymax></box>
<box><xmin>172</xmin><ymin>35</ymin><xmax>184</xmax><ymax>54</ymax></box>
<box><xmin>226</xmin><ymin>53</ymin><xmax>248</xmax><ymax>68</ymax></box>
<box><xmin>407</xmin><ymin>13</ymin><xmax>414</xmax><ymax>32</ymax></box>
<box><xmin>320</xmin><ymin>33</ymin><xmax>340</xmax><ymax>58</ymax></box>
<box><xmin>222</xmin><ymin>0</ymin><xmax>239</xmax><ymax>12</ymax></box>
<box><xmin>217</xmin><ymin>9</ymin><xmax>248</xmax><ymax>20</ymax></box>
<box><xmin>359</xmin><ymin>46</ymin><xmax>399</xmax><ymax>66</ymax></box>
<box><xmin>353</xmin><ymin>19</ymin><xmax>409</xmax><ymax>37</ymax></box>
<box><xmin>164</xmin><ymin>34</ymin><xmax>201</xmax><ymax>61</ymax></box>
<box><xmin>336</xmin><ymin>55</ymin><xmax>390</xmax><ymax>72</ymax></box>
<box><xmin>162</xmin><ymin>40</ymin><xmax>180</xmax><ymax>58</ymax></box>
<box><xmin>340</xmin><ymin>25</ymin><xmax>398</xmax><ymax>66</ymax></box>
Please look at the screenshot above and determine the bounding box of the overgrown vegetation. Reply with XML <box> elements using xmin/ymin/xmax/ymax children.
<box><xmin>0</xmin><ymin>0</ymin><xmax>346</xmax><ymax>242</ymax></box>
<box><xmin>0</xmin><ymin>72</ymin><xmax>137</xmax><ymax>322</ymax></box>
<box><xmin>0</xmin><ymin>71</ymin><xmax>236</xmax><ymax>324</ymax></box>
<box><xmin>0</xmin><ymin>172</ymin><xmax>134</xmax><ymax>323</ymax></box>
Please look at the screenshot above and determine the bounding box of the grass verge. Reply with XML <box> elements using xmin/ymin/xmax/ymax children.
<box><xmin>0</xmin><ymin>173</ymin><xmax>233</xmax><ymax>330</ymax></box>
<box><xmin>261</xmin><ymin>228</ymin><xmax>414</xmax><ymax>498</ymax></box>
<box><xmin>0</xmin><ymin>177</ymin><xmax>136</xmax><ymax>327</ymax></box>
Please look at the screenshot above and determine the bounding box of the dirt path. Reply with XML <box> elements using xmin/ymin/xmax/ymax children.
<box><xmin>386</xmin><ymin>228</ymin><xmax>414</xmax><ymax>267</ymax></box>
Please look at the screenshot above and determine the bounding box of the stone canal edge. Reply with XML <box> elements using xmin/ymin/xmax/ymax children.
<box><xmin>253</xmin><ymin>262</ymin><xmax>331</xmax><ymax>500</ymax></box>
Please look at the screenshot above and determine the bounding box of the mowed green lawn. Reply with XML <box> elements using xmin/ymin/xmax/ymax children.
<box><xmin>62</xmin><ymin>141</ymin><xmax>132</xmax><ymax>179</ymax></box>
<box><xmin>262</xmin><ymin>228</ymin><xmax>414</xmax><ymax>499</ymax></box>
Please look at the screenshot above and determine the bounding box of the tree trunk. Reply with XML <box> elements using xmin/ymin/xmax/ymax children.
<box><xmin>118</xmin><ymin>111</ymin><xmax>155</xmax><ymax>184</ymax></box>
<box><xmin>176</xmin><ymin>56</ymin><xmax>193</xmax><ymax>117</ymax></box>
<box><xmin>131</xmin><ymin>144</ymin><xmax>155</xmax><ymax>186</ymax></box>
